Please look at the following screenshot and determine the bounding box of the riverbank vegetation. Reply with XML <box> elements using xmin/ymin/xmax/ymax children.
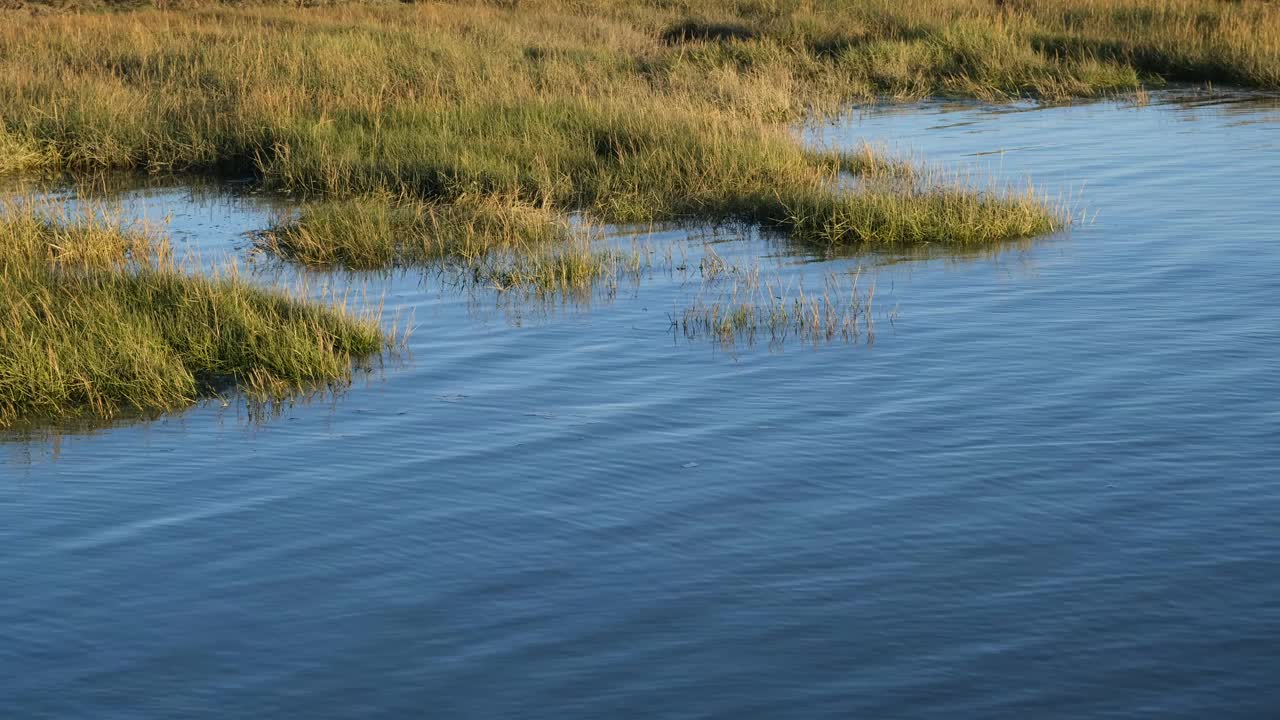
<box><xmin>0</xmin><ymin>200</ymin><xmax>387</xmax><ymax>429</ymax></box>
<box><xmin>22</xmin><ymin>0</ymin><xmax>1263</xmax><ymax>256</ymax></box>
<box><xmin>2</xmin><ymin>0</ymin><xmax>1272</xmax><ymax>208</ymax></box>
<box><xmin>259</xmin><ymin>160</ymin><xmax>1057</xmax><ymax>267</ymax></box>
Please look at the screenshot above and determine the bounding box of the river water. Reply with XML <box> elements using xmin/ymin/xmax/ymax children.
<box><xmin>3</xmin><ymin>92</ymin><xmax>1279</xmax><ymax>718</ymax></box>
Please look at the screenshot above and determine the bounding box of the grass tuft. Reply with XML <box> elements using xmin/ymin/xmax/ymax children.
<box><xmin>676</xmin><ymin>266</ymin><xmax>881</xmax><ymax>348</ymax></box>
<box><xmin>258</xmin><ymin>194</ymin><xmax>573</xmax><ymax>269</ymax></box>
<box><xmin>0</xmin><ymin>197</ymin><xmax>388</xmax><ymax>429</ymax></box>
<box><xmin>770</xmin><ymin>179</ymin><xmax>1063</xmax><ymax>251</ymax></box>
<box><xmin>0</xmin><ymin>0</ymin><xmax>1253</xmax><ymax>267</ymax></box>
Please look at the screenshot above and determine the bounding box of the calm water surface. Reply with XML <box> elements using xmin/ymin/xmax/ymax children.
<box><xmin>3</xmin><ymin>93</ymin><xmax>1279</xmax><ymax>718</ymax></box>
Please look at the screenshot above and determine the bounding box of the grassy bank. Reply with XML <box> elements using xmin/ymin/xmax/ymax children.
<box><xmin>3</xmin><ymin>0</ymin><xmax>1272</xmax><ymax>265</ymax></box>
<box><xmin>0</xmin><ymin>199</ymin><xmax>387</xmax><ymax>428</ymax></box>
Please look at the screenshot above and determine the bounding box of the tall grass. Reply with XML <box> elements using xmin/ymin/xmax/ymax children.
<box><xmin>258</xmin><ymin>193</ymin><xmax>649</xmax><ymax>296</ymax></box>
<box><xmin>0</xmin><ymin>198</ymin><xmax>388</xmax><ymax>428</ymax></box>
<box><xmin>1</xmin><ymin>0</ymin><xmax>1264</xmax><ymax>421</ymax></box>
<box><xmin>259</xmin><ymin>161</ymin><xmax>1061</xmax><ymax>271</ymax></box>
<box><xmin>259</xmin><ymin>194</ymin><xmax>580</xmax><ymax>270</ymax></box>
<box><xmin>8</xmin><ymin>0</ymin><xmax>1235</xmax><ymax>259</ymax></box>
<box><xmin>3</xmin><ymin>0</ymin><xmax>1269</xmax><ymax>267</ymax></box>
<box><xmin>676</xmin><ymin>266</ymin><xmax>881</xmax><ymax>348</ymax></box>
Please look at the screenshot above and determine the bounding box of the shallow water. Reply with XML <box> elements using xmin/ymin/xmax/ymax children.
<box><xmin>4</xmin><ymin>92</ymin><xmax>1280</xmax><ymax>718</ymax></box>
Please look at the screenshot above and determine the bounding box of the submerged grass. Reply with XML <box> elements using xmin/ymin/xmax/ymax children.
<box><xmin>0</xmin><ymin>198</ymin><xmax>388</xmax><ymax>429</ymax></box>
<box><xmin>257</xmin><ymin>194</ymin><xmax>648</xmax><ymax>297</ymax></box>
<box><xmin>676</xmin><ymin>266</ymin><xmax>881</xmax><ymax>348</ymax></box>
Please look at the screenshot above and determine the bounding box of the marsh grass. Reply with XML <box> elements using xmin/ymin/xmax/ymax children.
<box><xmin>676</xmin><ymin>265</ymin><xmax>881</xmax><ymax>348</ymax></box>
<box><xmin>2</xmin><ymin>0</ymin><xmax>1221</xmax><ymax>259</ymax></box>
<box><xmin>257</xmin><ymin>147</ymin><xmax>1066</xmax><ymax>283</ymax></box>
<box><xmin>3</xmin><ymin>0</ymin><xmax>1273</xmax><ymax>177</ymax></box>
<box><xmin>771</xmin><ymin>177</ymin><xmax>1062</xmax><ymax>252</ymax></box>
<box><xmin>257</xmin><ymin>194</ymin><xmax>652</xmax><ymax>298</ymax></box>
<box><xmin>7</xmin><ymin>1</ymin><xmax>1230</xmax><ymax>423</ymax></box>
<box><xmin>0</xmin><ymin>198</ymin><xmax>389</xmax><ymax>428</ymax></box>
<box><xmin>258</xmin><ymin>194</ymin><xmax>577</xmax><ymax>270</ymax></box>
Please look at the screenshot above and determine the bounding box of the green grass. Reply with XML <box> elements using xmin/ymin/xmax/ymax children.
<box><xmin>676</xmin><ymin>266</ymin><xmax>879</xmax><ymax>348</ymax></box>
<box><xmin>258</xmin><ymin>162</ymin><xmax>1059</xmax><ymax>275</ymax></box>
<box><xmin>258</xmin><ymin>194</ymin><xmax>580</xmax><ymax>270</ymax></box>
<box><xmin>258</xmin><ymin>194</ymin><xmax>649</xmax><ymax>296</ymax></box>
<box><xmin>770</xmin><ymin>175</ymin><xmax>1061</xmax><ymax>251</ymax></box>
<box><xmin>0</xmin><ymin>198</ymin><xmax>388</xmax><ymax>429</ymax></box>
<box><xmin>7</xmin><ymin>0</ymin><xmax>1227</xmax><ymax>261</ymax></box>
<box><xmin>2</xmin><ymin>1</ymin><xmax>1273</xmax><ymax>196</ymax></box>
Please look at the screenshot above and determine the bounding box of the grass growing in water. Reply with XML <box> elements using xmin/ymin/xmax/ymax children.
<box><xmin>676</xmin><ymin>266</ymin><xmax>881</xmax><ymax>348</ymax></box>
<box><xmin>259</xmin><ymin>194</ymin><xmax>578</xmax><ymax>270</ymax></box>
<box><xmin>0</xmin><ymin>198</ymin><xmax>388</xmax><ymax>429</ymax></box>
<box><xmin>771</xmin><ymin>171</ymin><xmax>1060</xmax><ymax>252</ymax></box>
<box><xmin>257</xmin><ymin>195</ymin><xmax>649</xmax><ymax>297</ymax></box>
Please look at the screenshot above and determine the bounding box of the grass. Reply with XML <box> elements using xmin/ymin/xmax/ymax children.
<box><xmin>258</xmin><ymin>194</ymin><xmax>580</xmax><ymax>270</ymax></box>
<box><xmin>675</xmin><ymin>266</ymin><xmax>880</xmax><ymax>348</ymax></box>
<box><xmin>3</xmin><ymin>0</ymin><xmax>1214</xmax><ymax>261</ymax></box>
<box><xmin>0</xmin><ymin>197</ymin><xmax>389</xmax><ymax>429</ymax></box>
<box><xmin>256</xmin><ymin>194</ymin><xmax>649</xmax><ymax>298</ymax></box>
<box><xmin>258</xmin><ymin>162</ymin><xmax>1059</xmax><ymax>271</ymax></box>
<box><xmin>2</xmin><ymin>0</ymin><xmax>1272</xmax><ymax>233</ymax></box>
<box><xmin>774</xmin><ymin>175</ymin><xmax>1060</xmax><ymax>251</ymax></box>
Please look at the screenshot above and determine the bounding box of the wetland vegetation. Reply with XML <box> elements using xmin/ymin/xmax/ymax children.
<box><xmin>675</xmin><ymin>265</ymin><xmax>881</xmax><ymax>348</ymax></box>
<box><xmin>6</xmin><ymin>0</ymin><xmax>1275</xmax><ymax>251</ymax></box>
<box><xmin>0</xmin><ymin>200</ymin><xmax>387</xmax><ymax>429</ymax></box>
<box><xmin>2</xmin><ymin>0</ymin><xmax>1277</xmax><ymax>425</ymax></box>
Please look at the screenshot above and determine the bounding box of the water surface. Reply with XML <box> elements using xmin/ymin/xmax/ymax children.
<box><xmin>3</xmin><ymin>92</ymin><xmax>1279</xmax><ymax>718</ymax></box>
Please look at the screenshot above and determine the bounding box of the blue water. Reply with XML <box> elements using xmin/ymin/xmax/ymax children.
<box><xmin>3</xmin><ymin>92</ymin><xmax>1279</xmax><ymax>718</ymax></box>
